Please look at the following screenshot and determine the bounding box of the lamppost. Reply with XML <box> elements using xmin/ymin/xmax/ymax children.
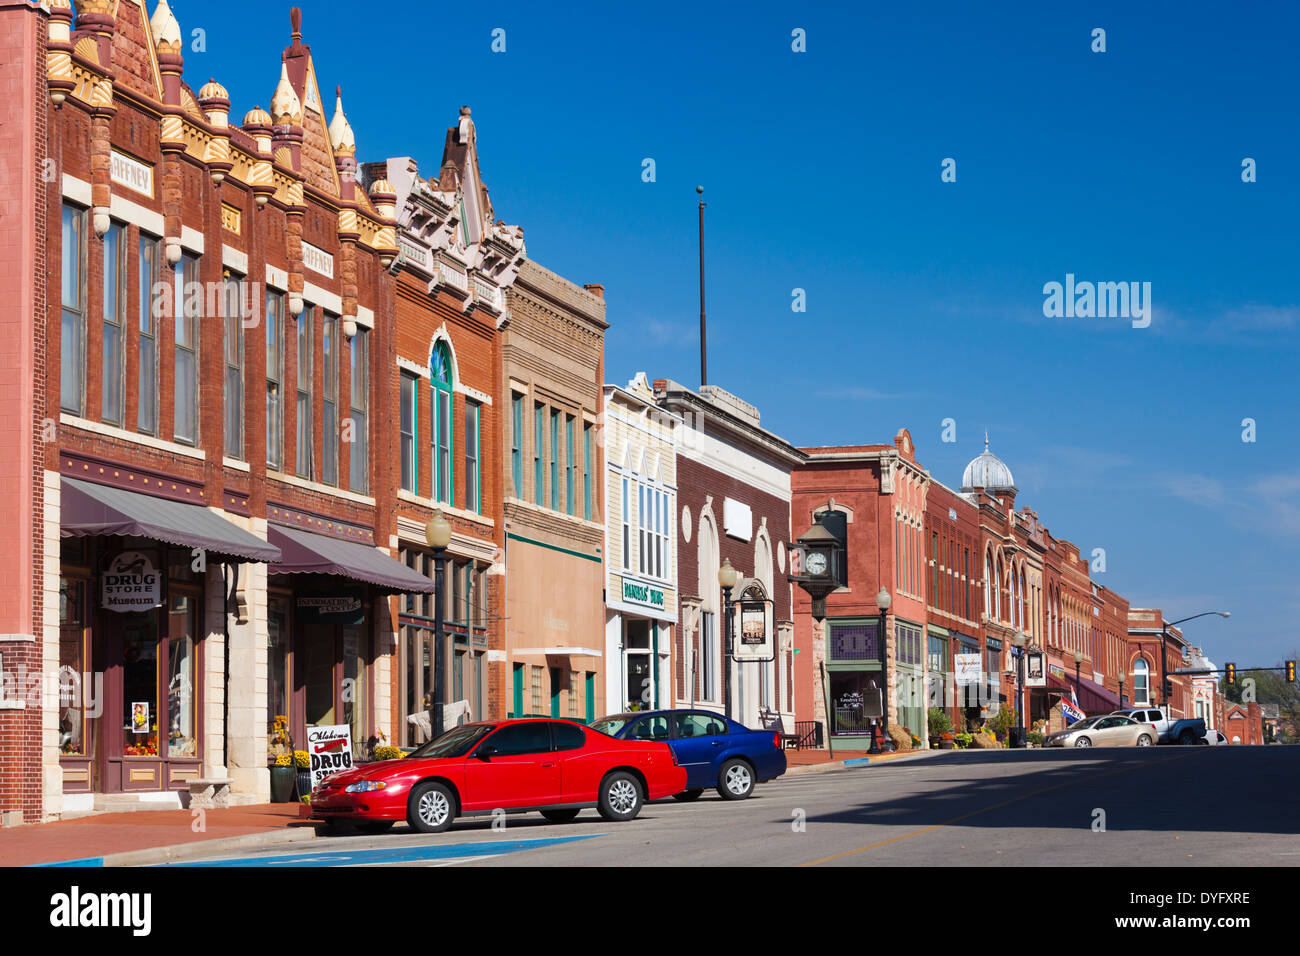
<box><xmin>718</xmin><ymin>558</ymin><xmax>739</xmax><ymax>720</ymax></box>
<box><xmin>425</xmin><ymin>511</ymin><xmax>451</xmax><ymax>741</ymax></box>
<box><xmin>1161</xmin><ymin>611</ymin><xmax>1230</xmax><ymax>717</ymax></box>
<box><xmin>1073</xmin><ymin>649</ymin><xmax>1084</xmax><ymax>691</ymax></box>
<box><xmin>1013</xmin><ymin>630</ymin><xmax>1027</xmax><ymax>746</ymax></box>
<box><xmin>1117</xmin><ymin>669</ymin><xmax>1127</xmax><ymax>709</ymax></box>
<box><xmin>873</xmin><ymin>586</ymin><xmax>894</xmax><ymax>753</ymax></box>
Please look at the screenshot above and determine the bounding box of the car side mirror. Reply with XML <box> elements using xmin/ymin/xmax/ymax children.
<box><xmin>475</xmin><ymin>744</ymin><xmax>495</xmax><ymax>760</ymax></box>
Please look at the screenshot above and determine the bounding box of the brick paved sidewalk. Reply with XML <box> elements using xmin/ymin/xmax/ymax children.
<box><xmin>0</xmin><ymin>804</ymin><xmax>312</xmax><ymax>867</ymax></box>
<box><xmin>785</xmin><ymin>747</ymin><xmax>931</xmax><ymax>767</ymax></box>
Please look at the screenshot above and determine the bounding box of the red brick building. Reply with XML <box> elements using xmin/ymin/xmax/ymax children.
<box><xmin>1</xmin><ymin>1</ymin><xmax>452</xmax><ymax>820</ymax></box>
<box><xmin>1222</xmin><ymin>701</ymin><xmax>1264</xmax><ymax>746</ymax></box>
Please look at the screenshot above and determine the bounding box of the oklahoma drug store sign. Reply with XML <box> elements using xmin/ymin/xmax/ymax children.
<box><xmin>102</xmin><ymin>551</ymin><xmax>163</xmax><ymax>611</ymax></box>
<box><xmin>307</xmin><ymin>724</ymin><xmax>354</xmax><ymax>790</ymax></box>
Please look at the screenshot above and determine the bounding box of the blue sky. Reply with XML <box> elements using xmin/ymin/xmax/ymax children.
<box><xmin>187</xmin><ymin>0</ymin><xmax>1298</xmax><ymax>666</ymax></box>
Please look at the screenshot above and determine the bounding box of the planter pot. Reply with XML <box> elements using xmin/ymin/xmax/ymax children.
<box><xmin>940</xmin><ymin>740</ymin><xmax>956</xmax><ymax>750</ymax></box>
<box><xmin>296</xmin><ymin>770</ymin><xmax>312</xmax><ymax>798</ymax></box>
<box><xmin>269</xmin><ymin>765</ymin><xmax>295</xmax><ymax>803</ymax></box>
<box><xmin>928</xmin><ymin>737</ymin><xmax>942</xmax><ymax>749</ymax></box>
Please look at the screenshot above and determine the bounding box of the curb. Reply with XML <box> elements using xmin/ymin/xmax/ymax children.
<box><xmin>784</xmin><ymin>750</ymin><xmax>941</xmax><ymax>776</ymax></box>
<box><xmin>36</xmin><ymin>825</ymin><xmax>319</xmax><ymax>868</ymax></box>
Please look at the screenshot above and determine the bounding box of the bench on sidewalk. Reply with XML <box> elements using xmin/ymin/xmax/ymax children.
<box><xmin>187</xmin><ymin>778</ymin><xmax>233</xmax><ymax>810</ymax></box>
<box><xmin>758</xmin><ymin>707</ymin><xmax>802</xmax><ymax>750</ymax></box>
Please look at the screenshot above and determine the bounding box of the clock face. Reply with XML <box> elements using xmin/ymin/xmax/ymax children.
<box><xmin>805</xmin><ymin>551</ymin><xmax>828</xmax><ymax>576</ymax></box>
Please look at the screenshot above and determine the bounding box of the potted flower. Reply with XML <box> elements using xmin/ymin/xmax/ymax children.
<box><xmin>270</xmin><ymin>752</ymin><xmax>296</xmax><ymax>802</ymax></box>
<box><xmin>927</xmin><ymin>707</ymin><xmax>953</xmax><ymax>748</ymax></box>
<box><xmin>294</xmin><ymin>749</ymin><xmax>311</xmax><ymax>800</ymax></box>
<box><xmin>940</xmin><ymin>732</ymin><xmax>956</xmax><ymax>749</ymax></box>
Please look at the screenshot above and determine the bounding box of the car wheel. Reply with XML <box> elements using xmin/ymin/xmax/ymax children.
<box><xmin>355</xmin><ymin>820</ymin><xmax>396</xmax><ymax>835</ymax></box>
<box><xmin>406</xmin><ymin>781</ymin><xmax>456</xmax><ymax>833</ymax></box>
<box><xmin>1178</xmin><ymin>730</ymin><xmax>1197</xmax><ymax>746</ymax></box>
<box><xmin>717</xmin><ymin>759</ymin><xmax>755</xmax><ymax>800</ymax></box>
<box><xmin>597</xmin><ymin>771</ymin><xmax>643</xmax><ymax>822</ymax></box>
<box><xmin>540</xmin><ymin>808</ymin><xmax>581</xmax><ymax>823</ymax></box>
<box><xmin>672</xmin><ymin>789</ymin><xmax>705</xmax><ymax>802</ymax></box>
<box><xmin>1136</xmin><ymin>734</ymin><xmax>1153</xmax><ymax>747</ymax></box>
<box><xmin>1074</xmin><ymin>737</ymin><xmax>1092</xmax><ymax>748</ymax></box>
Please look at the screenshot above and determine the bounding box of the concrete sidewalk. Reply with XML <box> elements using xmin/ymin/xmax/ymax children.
<box><xmin>784</xmin><ymin>747</ymin><xmax>940</xmax><ymax>775</ymax></box>
<box><xmin>0</xmin><ymin>803</ymin><xmax>315</xmax><ymax>867</ymax></box>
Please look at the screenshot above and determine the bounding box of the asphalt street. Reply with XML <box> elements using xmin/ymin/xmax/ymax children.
<box><xmin>171</xmin><ymin>746</ymin><xmax>1300</xmax><ymax>867</ymax></box>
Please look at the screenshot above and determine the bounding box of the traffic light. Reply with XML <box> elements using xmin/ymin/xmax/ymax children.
<box><xmin>1286</xmin><ymin>660</ymin><xmax>1296</xmax><ymax>683</ymax></box>
<box><xmin>1225</xmin><ymin>662</ymin><xmax>1236</xmax><ymax>685</ymax></box>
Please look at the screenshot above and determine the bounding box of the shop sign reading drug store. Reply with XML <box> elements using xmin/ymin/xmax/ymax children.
<box><xmin>307</xmin><ymin>724</ymin><xmax>354</xmax><ymax>790</ymax></box>
<box><xmin>102</xmin><ymin>551</ymin><xmax>163</xmax><ymax>612</ymax></box>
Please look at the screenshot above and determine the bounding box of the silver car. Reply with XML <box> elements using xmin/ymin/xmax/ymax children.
<box><xmin>1047</xmin><ymin>715</ymin><xmax>1156</xmax><ymax>748</ymax></box>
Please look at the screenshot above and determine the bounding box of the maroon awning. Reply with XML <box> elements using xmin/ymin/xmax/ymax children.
<box><xmin>61</xmin><ymin>476</ymin><xmax>280</xmax><ymax>563</ymax></box>
<box><xmin>1048</xmin><ymin>672</ymin><xmax>1120</xmax><ymax>715</ymax></box>
<box><xmin>267</xmin><ymin>524</ymin><xmax>437</xmax><ymax>594</ymax></box>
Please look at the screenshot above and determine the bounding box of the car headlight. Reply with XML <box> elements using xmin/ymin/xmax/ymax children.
<box><xmin>344</xmin><ymin>780</ymin><xmax>387</xmax><ymax>793</ymax></box>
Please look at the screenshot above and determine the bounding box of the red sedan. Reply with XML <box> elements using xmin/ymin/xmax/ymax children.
<box><xmin>310</xmin><ymin>718</ymin><xmax>687</xmax><ymax>833</ymax></box>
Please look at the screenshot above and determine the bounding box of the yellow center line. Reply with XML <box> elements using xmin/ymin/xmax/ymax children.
<box><xmin>800</xmin><ymin>750</ymin><xmax>1196</xmax><ymax>866</ymax></box>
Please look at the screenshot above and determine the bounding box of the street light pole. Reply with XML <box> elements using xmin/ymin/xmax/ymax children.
<box><xmin>875</xmin><ymin>587</ymin><xmax>893</xmax><ymax>753</ymax></box>
<box><xmin>1118</xmin><ymin>669</ymin><xmax>1126</xmax><ymax>709</ymax></box>
<box><xmin>718</xmin><ymin>558</ymin><xmax>738</xmax><ymax>721</ymax></box>
<box><xmin>1161</xmin><ymin>611</ymin><xmax>1230</xmax><ymax>717</ymax></box>
<box><xmin>1013</xmin><ymin>630</ymin><xmax>1027</xmax><ymax>745</ymax></box>
<box><xmin>425</xmin><ymin>511</ymin><xmax>452</xmax><ymax>741</ymax></box>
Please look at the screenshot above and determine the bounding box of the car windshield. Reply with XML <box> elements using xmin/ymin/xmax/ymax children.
<box><xmin>406</xmin><ymin>723</ymin><xmax>495</xmax><ymax>759</ymax></box>
<box><xmin>590</xmin><ymin>716</ymin><xmax>632</xmax><ymax>737</ymax></box>
<box><xmin>1067</xmin><ymin>717</ymin><xmax>1100</xmax><ymax>730</ymax></box>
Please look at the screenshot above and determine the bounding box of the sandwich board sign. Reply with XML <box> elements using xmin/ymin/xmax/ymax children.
<box><xmin>307</xmin><ymin>724</ymin><xmax>354</xmax><ymax>790</ymax></box>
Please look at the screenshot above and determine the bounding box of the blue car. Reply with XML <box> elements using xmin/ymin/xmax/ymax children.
<box><xmin>590</xmin><ymin>709</ymin><xmax>787</xmax><ymax>801</ymax></box>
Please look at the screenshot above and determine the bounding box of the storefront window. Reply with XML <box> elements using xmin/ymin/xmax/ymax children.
<box><xmin>122</xmin><ymin>612</ymin><xmax>159</xmax><ymax>757</ymax></box>
<box><xmin>830</xmin><ymin>671</ymin><xmax>881</xmax><ymax>736</ymax></box>
<box><xmin>268</xmin><ymin>597</ymin><xmax>290</xmax><ymax>745</ymax></box>
<box><xmin>58</xmin><ymin>577</ymin><xmax>87</xmax><ymax>756</ymax></box>
<box><xmin>167</xmin><ymin>593</ymin><xmax>197</xmax><ymax>758</ymax></box>
<box><xmin>342</xmin><ymin>625</ymin><xmax>368</xmax><ymax>759</ymax></box>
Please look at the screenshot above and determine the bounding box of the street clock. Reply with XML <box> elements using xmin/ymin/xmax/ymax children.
<box><xmin>791</xmin><ymin>518</ymin><xmax>842</xmax><ymax>622</ymax></box>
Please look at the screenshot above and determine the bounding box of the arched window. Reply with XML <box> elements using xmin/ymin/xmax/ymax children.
<box><xmin>1133</xmin><ymin>658</ymin><xmax>1150</xmax><ymax>706</ymax></box>
<box><xmin>431</xmin><ymin>342</ymin><xmax>453</xmax><ymax>504</ymax></box>
<box><xmin>984</xmin><ymin>554</ymin><xmax>992</xmax><ymax>617</ymax></box>
<box><xmin>1011</xmin><ymin>566</ymin><xmax>1020</xmax><ymax>628</ymax></box>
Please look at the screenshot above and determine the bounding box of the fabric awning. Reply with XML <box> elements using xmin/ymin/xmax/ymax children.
<box><xmin>1048</xmin><ymin>672</ymin><xmax>1121</xmax><ymax>715</ymax></box>
<box><xmin>61</xmin><ymin>476</ymin><xmax>280</xmax><ymax>563</ymax></box>
<box><xmin>267</xmin><ymin>524</ymin><xmax>437</xmax><ymax>594</ymax></box>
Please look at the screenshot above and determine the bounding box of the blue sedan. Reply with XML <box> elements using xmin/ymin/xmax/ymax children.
<box><xmin>590</xmin><ymin>709</ymin><xmax>787</xmax><ymax>800</ymax></box>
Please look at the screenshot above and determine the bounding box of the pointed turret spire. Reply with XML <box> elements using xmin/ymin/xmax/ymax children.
<box><xmin>329</xmin><ymin>86</ymin><xmax>355</xmax><ymax>156</ymax></box>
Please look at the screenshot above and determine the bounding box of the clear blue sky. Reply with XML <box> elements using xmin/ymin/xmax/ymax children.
<box><xmin>191</xmin><ymin>0</ymin><xmax>1298</xmax><ymax>667</ymax></box>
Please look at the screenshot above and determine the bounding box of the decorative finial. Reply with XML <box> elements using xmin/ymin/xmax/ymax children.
<box><xmin>984</xmin><ymin>429</ymin><xmax>989</xmax><ymax>451</ymax></box>
<box><xmin>290</xmin><ymin>7</ymin><xmax>302</xmax><ymax>39</ymax></box>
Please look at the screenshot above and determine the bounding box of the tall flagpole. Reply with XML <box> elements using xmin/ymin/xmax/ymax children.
<box><xmin>698</xmin><ymin>185</ymin><xmax>707</xmax><ymax>387</ymax></box>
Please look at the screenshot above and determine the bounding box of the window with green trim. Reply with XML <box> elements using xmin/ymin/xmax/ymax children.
<box><xmin>550</xmin><ymin>409</ymin><xmax>559</xmax><ymax>511</ymax></box>
<box><xmin>400</xmin><ymin>372</ymin><xmax>417</xmax><ymax>492</ymax></box>
<box><xmin>565</xmin><ymin>415</ymin><xmax>575</xmax><ymax>516</ymax></box>
<box><xmin>431</xmin><ymin>342</ymin><xmax>453</xmax><ymax>505</ymax></box>
<box><xmin>511</xmin><ymin>393</ymin><xmax>523</xmax><ymax>497</ymax></box>
<box><xmin>583</xmin><ymin>422</ymin><xmax>592</xmax><ymax>520</ymax></box>
<box><xmin>533</xmin><ymin>402</ymin><xmax>544</xmax><ymax>506</ymax></box>
<box><xmin>465</xmin><ymin>399</ymin><xmax>481</xmax><ymax>513</ymax></box>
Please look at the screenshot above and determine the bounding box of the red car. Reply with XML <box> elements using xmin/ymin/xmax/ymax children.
<box><xmin>310</xmin><ymin>718</ymin><xmax>687</xmax><ymax>833</ymax></box>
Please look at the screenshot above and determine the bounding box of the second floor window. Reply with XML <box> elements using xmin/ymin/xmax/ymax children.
<box><xmin>533</xmin><ymin>402</ymin><xmax>544</xmax><ymax>506</ymax></box>
<box><xmin>511</xmin><ymin>393</ymin><xmax>523</xmax><ymax>498</ymax></box>
<box><xmin>583</xmin><ymin>422</ymin><xmax>592</xmax><ymax>521</ymax></box>
<box><xmin>549</xmin><ymin>409</ymin><xmax>559</xmax><ymax>511</ymax></box>
<box><xmin>295</xmin><ymin>306</ymin><xmax>313</xmax><ymax>479</ymax></box>
<box><xmin>60</xmin><ymin>204</ymin><xmax>86</xmax><ymax>415</ymax></box>
<box><xmin>266</xmin><ymin>291</ymin><xmax>283</xmax><ymax>470</ymax></box>
<box><xmin>223</xmin><ymin>273</ymin><xmax>244</xmax><ymax>459</ymax></box>
<box><xmin>431</xmin><ymin>343</ymin><xmax>452</xmax><ymax>504</ymax></box>
<box><xmin>137</xmin><ymin>235</ymin><xmax>159</xmax><ymax>435</ymax></box>
<box><xmin>173</xmin><ymin>253</ymin><xmax>200</xmax><ymax>444</ymax></box>
<box><xmin>400</xmin><ymin>371</ymin><xmax>417</xmax><ymax>493</ymax></box>
<box><xmin>565</xmin><ymin>415</ymin><xmax>575</xmax><ymax>516</ymax></box>
<box><xmin>464</xmin><ymin>399</ymin><xmax>480</xmax><ymax>513</ymax></box>
<box><xmin>322</xmin><ymin>313</ymin><xmax>338</xmax><ymax>486</ymax></box>
<box><xmin>349</xmin><ymin>328</ymin><xmax>368</xmax><ymax>493</ymax></box>
<box><xmin>101</xmin><ymin>222</ymin><xmax>126</xmax><ymax>426</ymax></box>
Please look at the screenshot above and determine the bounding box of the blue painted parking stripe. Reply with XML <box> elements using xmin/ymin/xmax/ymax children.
<box><xmin>843</xmin><ymin>758</ymin><xmax>872</xmax><ymax>767</ymax></box>
<box><xmin>33</xmin><ymin>857</ymin><xmax>105</xmax><ymax>867</ymax></box>
<box><xmin>168</xmin><ymin>834</ymin><xmax>602</xmax><ymax>867</ymax></box>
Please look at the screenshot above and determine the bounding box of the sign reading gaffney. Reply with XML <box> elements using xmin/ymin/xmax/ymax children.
<box><xmin>307</xmin><ymin>724</ymin><xmax>354</xmax><ymax>791</ymax></box>
<box><xmin>102</xmin><ymin>551</ymin><xmax>163</xmax><ymax>611</ymax></box>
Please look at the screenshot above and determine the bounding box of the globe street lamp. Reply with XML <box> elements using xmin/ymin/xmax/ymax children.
<box><xmin>425</xmin><ymin>511</ymin><xmax>451</xmax><ymax>740</ymax></box>
<box><xmin>718</xmin><ymin>558</ymin><xmax>739</xmax><ymax>720</ymax></box>
<box><xmin>1013</xmin><ymin>630</ymin><xmax>1028</xmax><ymax>746</ymax></box>
<box><xmin>1073</xmin><ymin>649</ymin><xmax>1084</xmax><ymax>697</ymax></box>
<box><xmin>1161</xmin><ymin>611</ymin><xmax>1230</xmax><ymax>717</ymax></box>
<box><xmin>1117</xmin><ymin>669</ymin><xmax>1127</xmax><ymax>709</ymax></box>
<box><xmin>873</xmin><ymin>586</ymin><xmax>894</xmax><ymax>754</ymax></box>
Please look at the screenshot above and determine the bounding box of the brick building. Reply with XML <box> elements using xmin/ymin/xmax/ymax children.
<box><xmin>1127</xmin><ymin>610</ymin><xmax>1189</xmax><ymax>718</ymax></box>
<box><xmin>501</xmin><ymin>261</ymin><xmax>607</xmax><ymax>720</ymax></box>
<box><xmin>1</xmin><ymin>1</ymin><xmax>456</xmax><ymax>820</ymax></box>
<box><xmin>361</xmin><ymin>103</ymin><xmax>526</xmax><ymax>740</ymax></box>
<box><xmin>654</xmin><ymin>380</ymin><xmax>802</xmax><ymax>731</ymax></box>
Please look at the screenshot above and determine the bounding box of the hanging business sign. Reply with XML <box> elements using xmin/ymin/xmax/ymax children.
<box><xmin>297</xmin><ymin>596</ymin><xmax>363</xmax><ymax>615</ymax></box>
<box><xmin>955</xmin><ymin>653</ymin><xmax>982</xmax><ymax>686</ymax></box>
<box><xmin>733</xmin><ymin>596</ymin><xmax>775</xmax><ymax>662</ymax></box>
<box><xmin>102</xmin><ymin>551</ymin><xmax>163</xmax><ymax>612</ymax></box>
<box><xmin>307</xmin><ymin>724</ymin><xmax>354</xmax><ymax>790</ymax></box>
<box><xmin>1025</xmin><ymin>652</ymin><xmax>1047</xmax><ymax>688</ymax></box>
